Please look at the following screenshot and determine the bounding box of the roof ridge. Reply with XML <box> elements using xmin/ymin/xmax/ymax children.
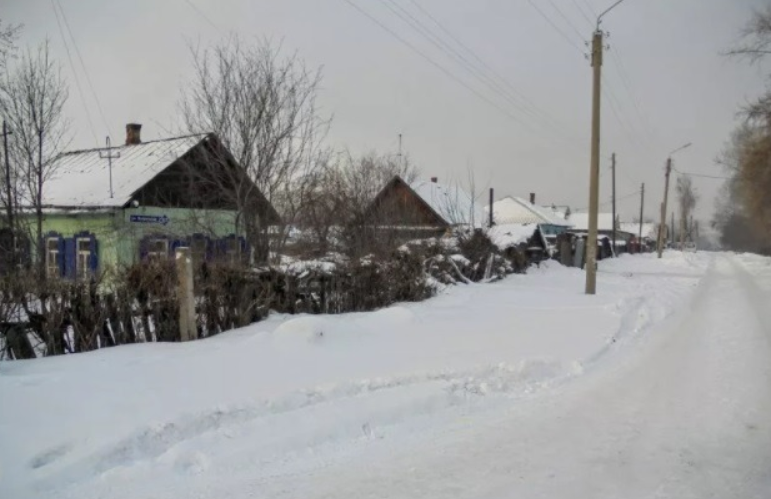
<box><xmin>60</xmin><ymin>132</ymin><xmax>209</xmax><ymax>157</ymax></box>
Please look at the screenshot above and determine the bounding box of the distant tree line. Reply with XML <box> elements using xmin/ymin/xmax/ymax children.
<box><xmin>714</xmin><ymin>5</ymin><xmax>771</xmax><ymax>254</ymax></box>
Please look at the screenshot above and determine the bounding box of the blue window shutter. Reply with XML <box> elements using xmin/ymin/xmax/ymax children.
<box><xmin>205</xmin><ymin>236</ymin><xmax>213</xmax><ymax>262</ymax></box>
<box><xmin>89</xmin><ymin>234</ymin><xmax>99</xmax><ymax>272</ymax></box>
<box><xmin>239</xmin><ymin>236</ymin><xmax>248</xmax><ymax>264</ymax></box>
<box><xmin>216</xmin><ymin>238</ymin><xmax>227</xmax><ymax>260</ymax></box>
<box><xmin>139</xmin><ymin>237</ymin><xmax>149</xmax><ymax>261</ymax></box>
<box><xmin>56</xmin><ymin>236</ymin><xmax>66</xmax><ymax>276</ymax></box>
<box><xmin>64</xmin><ymin>238</ymin><xmax>76</xmax><ymax>279</ymax></box>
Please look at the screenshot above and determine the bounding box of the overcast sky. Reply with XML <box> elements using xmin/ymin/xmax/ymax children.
<box><xmin>5</xmin><ymin>0</ymin><xmax>768</xmax><ymax>221</ymax></box>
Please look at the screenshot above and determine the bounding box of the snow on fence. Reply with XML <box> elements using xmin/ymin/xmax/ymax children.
<box><xmin>0</xmin><ymin>230</ymin><xmax>532</xmax><ymax>360</ymax></box>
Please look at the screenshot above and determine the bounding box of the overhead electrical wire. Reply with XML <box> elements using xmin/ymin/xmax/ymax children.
<box><xmin>673</xmin><ymin>167</ymin><xmax>731</xmax><ymax>180</ymax></box>
<box><xmin>54</xmin><ymin>0</ymin><xmax>110</xmax><ymax>134</ymax></box>
<box><xmin>182</xmin><ymin>0</ymin><xmax>222</xmax><ymax>32</ymax></box>
<box><xmin>404</xmin><ymin>0</ymin><xmax>571</xmax><ymax>136</ymax></box>
<box><xmin>608</xmin><ymin>46</ymin><xmax>656</xmax><ymax>147</ymax></box>
<box><xmin>546</xmin><ymin>0</ymin><xmax>588</xmax><ymax>42</ymax></box>
<box><xmin>377</xmin><ymin>0</ymin><xmax>578</xmax><ymax>142</ymax></box>
<box><xmin>527</xmin><ymin>0</ymin><xmax>585</xmax><ymax>54</ymax></box>
<box><xmin>50</xmin><ymin>0</ymin><xmax>98</xmax><ymax>145</ymax></box>
<box><xmin>570</xmin><ymin>0</ymin><xmax>596</xmax><ymax>27</ymax></box>
<box><xmin>340</xmin><ymin>0</ymin><xmax>539</xmax><ymax>131</ymax></box>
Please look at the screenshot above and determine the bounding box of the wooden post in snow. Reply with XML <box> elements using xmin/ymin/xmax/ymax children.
<box><xmin>176</xmin><ymin>246</ymin><xmax>196</xmax><ymax>342</ymax></box>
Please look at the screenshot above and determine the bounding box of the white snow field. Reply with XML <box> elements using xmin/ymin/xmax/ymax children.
<box><xmin>2</xmin><ymin>252</ymin><xmax>771</xmax><ymax>498</ymax></box>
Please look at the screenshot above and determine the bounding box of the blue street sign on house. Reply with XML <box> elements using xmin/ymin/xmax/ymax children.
<box><xmin>130</xmin><ymin>214</ymin><xmax>170</xmax><ymax>226</ymax></box>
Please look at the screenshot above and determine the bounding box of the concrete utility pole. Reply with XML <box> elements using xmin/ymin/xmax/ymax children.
<box><xmin>656</xmin><ymin>143</ymin><xmax>691</xmax><ymax>257</ymax></box>
<box><xmin>657</xmin><ymin>158</ymin><xmax>672</xmax><ymax>258</ymax></box>
<box><xmin>611</xmin><ymin>152</ymin><xmax>617</xmax><ymax>255</ymax></box>
<box><xmin>585</xmin><ymin>29</ymin><xmax>603</xmax><ymax>295</ymax></box>
<box><xmin>176</xmin><ymin>247</ymin><xmax>196</xmax><ymax>342</ymax></box>
<box><xmin>585</xmin><ymin>0</ymin><xmax>628</xmax><ymax>295</ymax></box>
<box><xmin>638</xmin><ymin>183</ymin><xmax>645</xmax><ymax>252</ymax></box>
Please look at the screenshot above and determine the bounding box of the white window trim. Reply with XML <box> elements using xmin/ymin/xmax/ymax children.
<box><xmin>46</xmin><ymin>237</ymin><xmax>60</xmax><ymax>277</ymax></box>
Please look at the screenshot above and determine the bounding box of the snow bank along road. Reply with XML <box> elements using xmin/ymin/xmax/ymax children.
<box><xmin>1</xmin><ymin>252</ymin><xmax>770</xmax><ymax>498</ymax></box>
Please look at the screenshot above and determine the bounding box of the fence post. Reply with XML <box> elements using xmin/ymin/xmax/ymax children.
<box><xmin>175</xmin><ymin>246</ymin><xmax>196</xmax><ymax>342</ymax></box>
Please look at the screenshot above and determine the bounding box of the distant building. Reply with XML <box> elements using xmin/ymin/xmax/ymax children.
<box><xmin>8</xmin><ymin>124</ymin><xmax>279</xmax><ymax>278</ymax></box>
<box><xmin>366</xmin><ymin>175</ymin><xmax>484</xmax><ymax>238</ymax></box>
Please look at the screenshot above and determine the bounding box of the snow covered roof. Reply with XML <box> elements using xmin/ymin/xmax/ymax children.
<box><xmin>488</xmin><ymin>223</ymin><xmax>540</xmax><ymax>249</ymax></box>
<box><xmin>619</xmin><ymin>222</ymin><xmax>657</xmax><ymax>239</ymax></box>
<box><xmin>567</xmin><ymin>212</ymin><xmax>616</xmax><ymax>232</ymax></box>
<box><xmin>41</xmin><ymin>134</ymin><xmax>208</xmax><ymax>208</ymax></box>
<box><xmin>488</xmin><ymin>196</ymin><xmax>572</xmax><ymax>227</ymax></box>
<box><xmin>410</xmin><ymin>180</ymin><xmax>485</xmax><ymax>227</ymax></box>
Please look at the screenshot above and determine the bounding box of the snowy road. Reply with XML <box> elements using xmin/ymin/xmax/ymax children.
<box><xmin>2</xmin><ymin>252</ymin><xmax>770</xmax><ymax>498</ymax></box>
<box><xmin>292</xmin><ymin>254</ymin><xmax>771</xmax><ymax>499</ymax></box>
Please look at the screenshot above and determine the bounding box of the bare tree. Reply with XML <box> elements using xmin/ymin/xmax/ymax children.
<box><xmin>0</xmin><ymin>19</ymin><xmax>21</xmax><ymax>74</ymax></box>
<box><xmin>0</xmin><ymin>41</ymin><xmax>69</xmax><ymax>277</ymax></box>
<box><xmin>179</xmin><ymin>35</ymin><xmax>329</xmax><ymax>262</ymax></box>
<box><xmin>675</xmin><ymin>175</ymin><xmax>698</xmax><ymax>248</ymax></box>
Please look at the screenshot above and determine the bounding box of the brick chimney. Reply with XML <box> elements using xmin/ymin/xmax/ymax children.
<box><xmin>125</xmin><ymin>123</ymin><xmax>142</xmax><ymax>145</ymax></box>
<box><xmin>529</xmin><ymin>192</ymin><xmax>536</xmax><ymax>204</ymax></box>
<box><xmin>431</xmin><ymin>177</ymin><xmax>438</xmax><ymax>183</ymax></box>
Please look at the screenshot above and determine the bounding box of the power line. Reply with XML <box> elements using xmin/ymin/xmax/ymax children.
<box><xmin>50</xmin><ymin>0</ymin><xmax>98</xmax><ymax>145</ymax></box>
<box><xmin>341</xmin><ymin>0</ymin><xmax>536</xmax><ymax>130</ymax></box>
<box><xmin>379</xmin><ymin>0</ymin><xmax>576</xmax><ymax>141</ymax></box>
<box><xmin>581</xmin><ymin>0</ymin><xmax>598</xmax><ymax>17</ymax></box>
<box><xmin>673</xmin><ymin>167</ymin><xmax>731</xmax><ymax>180</ymax></box>
<box><xmin>405</xmin><ymin>0</ymin><xmax>571</xmax><ymax>136</ymax></box>
<box><xmin>527</xmin><ymin>0</ymin><xmax>585</xmax><ymax>54</ymax></box>
<box><xmin>182</xmin><ymin>0</ymin><xmax>221</xmax><ymax>32</ymax></box>
<box><xmin>601</xmin><ymin>81</ymin><xmax>644</xmax><ymax>151</ymax></box>
<box><xmin>570</xmin><ymin>0</ymin><xmax>595</xmax><ymax>27</ymax></box>
<box><xmin>546</xmin><ymin>0</ymin><xmax>588</xmax><ymax>42</ymax></box>
<box><xmin>54</xmin><ymin>0</ymin><xmax>110</xmax><ymax>133</ymax></box>
<box><xmin>609</xmin><ymin>47</ymin><xmax>657</xmax><ymax>148</ymax></box>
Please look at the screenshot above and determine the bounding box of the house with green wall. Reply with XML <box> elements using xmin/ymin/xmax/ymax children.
<box><xmin>28</xmin><ymin>124</ymin><xmax>279</xmax><ymax>279</ymax></box>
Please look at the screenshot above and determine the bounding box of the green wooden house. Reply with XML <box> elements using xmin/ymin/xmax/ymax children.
<box><xmin>28</xmin><ymin>124</ymin><xmax>279</xmax><ymax>279</ymax></box>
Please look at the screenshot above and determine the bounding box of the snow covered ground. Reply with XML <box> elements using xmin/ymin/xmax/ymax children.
<box><xmin>1</xmin><ymin>251</ymin><xmax>770</xmax><ymax>498</ymax></box>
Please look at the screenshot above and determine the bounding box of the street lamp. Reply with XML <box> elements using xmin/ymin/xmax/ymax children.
<box><xmin>656</xmin><ymin>142</ymin><xmax>692</xmax><ymax>258</ymax></box>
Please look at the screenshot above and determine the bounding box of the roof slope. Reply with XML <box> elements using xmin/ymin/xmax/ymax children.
<box><xmin>619</xmin><ymin>222</ymin><xmax>657</xmax><ymax>239</ymax></box>
<box><xmin>489</xmin><ymin>196</ymin><xmax>572</xmax><ymax>226</ymax></box>
<box><xmin>568</xmin><ymin>212</ymin><xmax>616</xmax><ymax>231</ymax></box>
<box><xmin>42</xmin><ymin>134</ymin><xmax>207</xmax><ymax>208</ymax></box>
<box><xmin>410</xmin><ymin>180</ymin><xmax>485</xmax><ymax>227</ymax></box>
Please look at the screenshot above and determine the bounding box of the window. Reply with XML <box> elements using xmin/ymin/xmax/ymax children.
<box><xmin>147</xmin><ymin>239</ymin><xmax>169</xmax><ymax>262</ymax></box>
<box><xmin>46</xmin><ymin>237</ymin><xmax>60</xmax><ymax>277</ymax></box>
<box><xmin>224</xmin><ymin>238</ymin><xmax>240</xmax><ymax>263</ymax></box>
<box><xmin>76</xmin><ymin>238</ymin><xmax>91</xmax><ymax>279</ymax></box>
<box><xmin>191</xmin><ymin>237</ymin><xmax>208</xmax><ymax>265</ymax></box>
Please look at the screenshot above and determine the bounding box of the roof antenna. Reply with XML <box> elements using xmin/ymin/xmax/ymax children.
<box><xmin>99</xmin><ymin>136</ymin><xmax>120</xmax><ymax>198</ymax></box>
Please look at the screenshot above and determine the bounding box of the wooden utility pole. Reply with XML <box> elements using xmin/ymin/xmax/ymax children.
<box><xmin>176</xmin><ymin>247</ymin><xmax>196</xmax><ymax>342</ymax></box>
<box><xmin>638</xmin><ymin>183</ymin><xmax>645</xmax><ymax>253</ymax></box>
<box><xmin>585</xmin><ymin>29</ymin><xmax>603</xmax><ymax>295</ymax></box>
<box><xmin>656</xmin><ymin>157</ymin><xmax>672</xmax><ymax>258</ymax></box>
<box><xmin>488</xmin><ymin>187</ymin><xmax>494</xmax><ymax>228</ymax></box>
<box><xmin>611</xmin><ymin>152</ymin><xmax>616</xmax><ymax>255</ymax></box>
